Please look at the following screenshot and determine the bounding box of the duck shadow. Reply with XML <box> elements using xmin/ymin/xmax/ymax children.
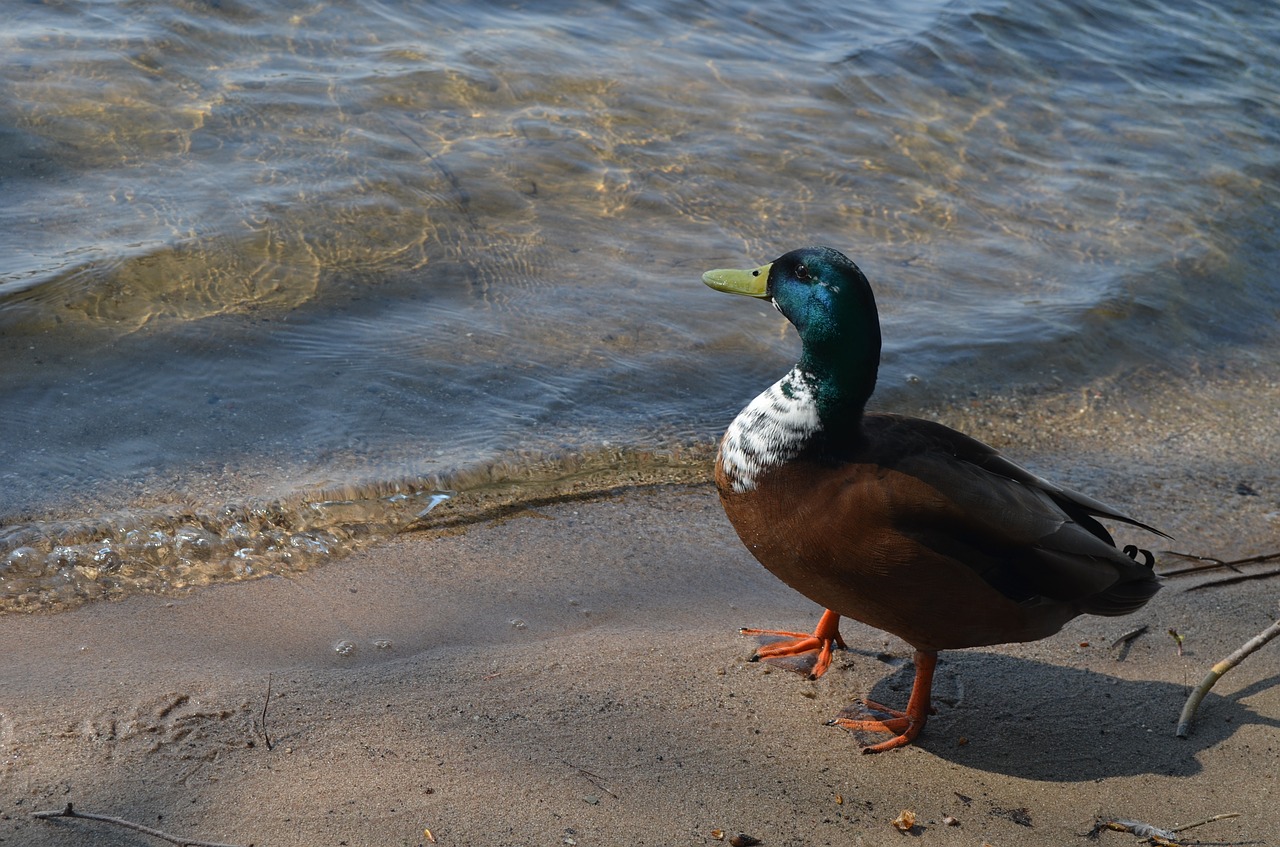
<box><xmin>852</xmin><ymin>652</ymin><xmax>1280</xmax><ymax>782</ymax></box>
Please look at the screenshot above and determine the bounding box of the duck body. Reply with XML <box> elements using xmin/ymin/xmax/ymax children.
<box><xmin>719</xmin><ymin>400</ymin><xmax>1158</xmax><ymax>652</ymax></box>
<box><xmin>703</xmin><ymin>247</ymin><xmax>1163</xmax><ymax>752</ymax></box>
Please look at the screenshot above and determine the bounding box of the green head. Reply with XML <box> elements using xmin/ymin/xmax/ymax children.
<box><xmin>703</xmin><ymin>246</ymin><xmax>882</xmax><ymax>421</ymax></box>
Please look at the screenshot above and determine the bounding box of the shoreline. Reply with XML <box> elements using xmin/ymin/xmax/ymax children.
<box><xmin>6</xmin><ymin>353</ymin><xmax>1278</xmax><ymax>616</ymax></box>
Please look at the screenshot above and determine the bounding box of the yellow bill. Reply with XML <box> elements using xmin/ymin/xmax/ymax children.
<box><xmin>701</xmin><ymin>262</ymin><xmax>773</xmax><ymax>298</ymax></box>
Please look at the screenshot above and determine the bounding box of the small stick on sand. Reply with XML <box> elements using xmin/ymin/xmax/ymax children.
<box><xmin>1109</xmin><ymin>625</ymin><xmax>1149</xmax><ymax>650</ymax></box>
<box><xmin>1093</xmin><ymin>818</ymin><xmax>1178</xmax><ymax>844</ymax></box>
<box><xmin>260</xmin><ymin>673</ymin><xmax>274</xmax><ymax>751</ymax></box>
<box><xmin>1159</xmin><ymin>550</ymin><xmax>1280</xmax><ymax>578</ymax></box>
<box><xmin>1091</xmin><ymin>811</ymin><xmax>1240</xmax><ymax>845</ymax></box>
<box><xmin>32</xmin><ymin>803</ymin><xmax>249</xmax><ymax>847</ymax></box>
<box><xmin>564</xmin><ymin>760</ymin><xmax>620</xmax><ymax>799</ymax></box>
<box><xmin>1184</xmin><ymin>566</ymin><xmax>1280</xmax><ymax>592</ymax></box>
<box><xmin>1170</xmin><ymin>811</ymin><xmax>1242</xmax><ymax>833</ymax></box>
<box><xmin>1177</xmin><ymin>612</ymin><xmax>1280</xmax><ymax>738</ymax></box>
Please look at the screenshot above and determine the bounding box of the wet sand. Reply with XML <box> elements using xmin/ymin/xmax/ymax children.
<box><xmin>3</xmin><ymin>365</ymin><xmax>1279</xmax><ymax>847</ymax></box>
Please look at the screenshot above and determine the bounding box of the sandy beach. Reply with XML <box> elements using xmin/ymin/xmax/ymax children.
<box><xmin>3</xmin><ymin>364</ymin><xmax>1279</xmax><ymax>847</ymax></box>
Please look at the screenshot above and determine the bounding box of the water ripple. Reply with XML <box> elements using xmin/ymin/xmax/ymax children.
<box><xmin>2</xmin><ymin>0</ymin><xmax>1278</xmax><ymax>611</ymax></box>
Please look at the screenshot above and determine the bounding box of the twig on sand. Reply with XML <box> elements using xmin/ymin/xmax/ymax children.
<box><xmin>1108</xmin><ymin>625</ymin><xmax>1149</xmax><ymax>662</ymax></box>
<box><xmin>32</xmin><ymin>803</ymin><xmax>249</xmax><ymax>847</ymax></box>
<box><xmin>1170</xmin><ymin>812</ymin><xmax>1243</xmax><ymax>833</ymax></box>
<box><xmin>1089</xmin><ymin>811</ymin><xmax>1240</xmax><ymax>845</ymax></box>
<box><xmin>1109</xmin><ymin>625</ymin><xmax>1149</xmax><ymax>650</ymax></box>
<box><xmin>564</xmin><ymin>760</ymin><xmax>619</xmax><ymax>799</ymax></box>
<box><xmin>1158</xmin><ymin>550</ymin><xmax>1280</xmax><ymax>580</ymax></box>
<box><xmin>1177</xmin><ymin>611</ymin><xmax>1280</xmax><ymax>738</ymax></box>
<box><xmin>1184</xmin><ymin>567</ymin><xmax>1280</xmax><ymax>591</ymax></box>
<box><xmin>260</xmin><ymin>673</ymin><xmax>274</xmax><ymax>751</ymax></box>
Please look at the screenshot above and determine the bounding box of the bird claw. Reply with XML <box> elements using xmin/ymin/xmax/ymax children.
<box><xmin>740</xmin><ymin>610</ymin><xmax>845</xmax><ymax>679</ymax></box>
<box><xmin>829</xmin><ymin>702</ymin><xmax>923</xmax><ymax>753</ymax></box>
<box><xmin>828</xmin><ymin>650</ymin><xmax>938</xmax><ymax>753</ymax></box>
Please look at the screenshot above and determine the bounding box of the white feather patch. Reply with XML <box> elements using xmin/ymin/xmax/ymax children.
<box><xmin>720</xmin><ymin>367</ymin><xmax>820</xmax><ymax>492</ymax></box>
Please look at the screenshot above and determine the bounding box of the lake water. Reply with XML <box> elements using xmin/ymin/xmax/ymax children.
<box><xmin>2</xmin><ymin>0</ymin><xmax>1278</xmax><ymax>611</ymax></box>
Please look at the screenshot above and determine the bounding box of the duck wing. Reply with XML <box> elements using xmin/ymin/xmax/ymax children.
<box><xmin>859</xmin><ymin>413</ymin><xmax>1164</xmax><ymax>616</ymax></box>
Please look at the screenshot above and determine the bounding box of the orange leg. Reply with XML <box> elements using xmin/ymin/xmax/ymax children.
<box><xmin>830</xmin><ymin>649</ymin><xmax>937</xmax><ymax>754</ymax></box>
<box><xmin>741</xmin><ymin>609</ymin><xmax>846</xmax><ymax>680</ymax></box>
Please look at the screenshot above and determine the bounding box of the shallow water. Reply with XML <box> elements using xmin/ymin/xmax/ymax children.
<box><xmin>2</xmin><ymin>0</ymin><xmax>1279</xmax><ymax>610</ymax></box>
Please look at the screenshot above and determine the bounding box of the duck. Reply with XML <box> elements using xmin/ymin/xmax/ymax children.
<box><xmin>702</xmin><ymin>246</ymin><xmax>1164</xmax><ymax>753</ymax></box>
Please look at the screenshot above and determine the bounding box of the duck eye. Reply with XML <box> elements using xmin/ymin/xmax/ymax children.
<box><xmin>795</xmin><ymin>264</ymin><xmax>810</xmax><ymax>281</ymax></box>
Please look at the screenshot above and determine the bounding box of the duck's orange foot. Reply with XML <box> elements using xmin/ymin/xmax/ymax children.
<box><xmin>827</xmin><ymin>649</ymin><xmax>939</xmax><ymax>754</ymax></box>
<box><xmin>828</xmin><ymin>700</ymin><xmax>925</xmax><ymax>753</ymax></box>
<box><xmin>740</xmin><ymin>609</ymin><xmax>845</xmax><ymax>680</ymax></box>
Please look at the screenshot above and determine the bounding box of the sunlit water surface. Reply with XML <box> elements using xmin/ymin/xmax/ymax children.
<box><xmin>2</xmin><ymin>0</ymin><xmax>1278</xmax><ymax>610</ymax></box>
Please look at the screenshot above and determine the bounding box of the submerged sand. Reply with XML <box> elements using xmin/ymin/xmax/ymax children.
<box><xmin>3</xmin><ymin>364</ymin><xmax>1279</xmax><ymax>847</ymax></box>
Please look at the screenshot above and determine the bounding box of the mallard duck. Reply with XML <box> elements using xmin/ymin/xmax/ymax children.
<box><xmin>702</xmin><ymin>247</ymin><xmax>1164</xmax><ymax>753</ymax></box>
